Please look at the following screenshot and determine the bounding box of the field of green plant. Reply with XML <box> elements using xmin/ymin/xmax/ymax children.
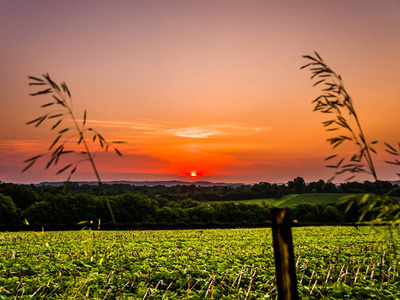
<box><xmin>274</xmin><ymin>193</ymin><xmax>347</xmax><ymax>206</ymax></box>
<box><xmin>0</xmin><ymin>227</ymin><xmax>399</xmax><ymax>299</ymax></box>
<box><xmin>211</xmin><ymin>193</ymin><xmax>346</xmax><ymax>207</ymax></box>
<box><xmin>207</xmin><ymin>198</ymin><xmax>276</xmax><ymax>205</ymax></box>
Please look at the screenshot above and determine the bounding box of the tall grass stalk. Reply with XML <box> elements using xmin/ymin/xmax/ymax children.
<box><xmin>302</xmin><ymin>52</ymin><xmax>400</xmax><ymax>227</ymax></box>
<box><xmin>23</xmin><ymin>74</ymin><xmax>125</xmax><ymax>224</ymax></box>
<box><xmin>301</xmin><ymin>52</ymin><xmax>378</xmax><ymax>182</ymax></box>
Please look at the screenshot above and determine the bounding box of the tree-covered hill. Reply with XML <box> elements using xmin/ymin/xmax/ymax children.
<box><xmin>0</xmin><ymin>178</ymin><xmax>399</xmax><ymax>230</ymax></box>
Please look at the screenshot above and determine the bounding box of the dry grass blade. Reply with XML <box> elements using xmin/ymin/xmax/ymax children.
<box><xmin>114</xmin><ymin>148</ymin><xmax>122</xmax><ymax>156</ymax></box>
<box><xmin>49</xmin><ymin>135</ymin><xmax>62</xmax><ymax>150</ymax></box>
<box><xmin>30</xmin><ymin>88</ymin><xmax>52</xmax><ymax>96</ymax></box>
<box><xmin>49</xmin><ymin>113</ymin><xmax>64</xmax><ymax>119</ymax></box>
<box><xmin>58</xmin><ymin>128</ymin><xmax>70</xmax><ymax>134</ymax></box>
<box><xmin>26</xmin><ymin>117</ymin><xmax>42</xmax><ymax>125</ymax></box>
<box><xmin>61</xmin><ymin>82</ymin><xmax>71</xmax><ymax>97</ymax></box>
<box><xmin>21</xmin><ymin>161</ymin><xmax>35</xmax><ymax>173</ymax></box>
<box><xmin>56</xmin><ymin>164</ymin><xmax>73</xmax><ymax>175</ymax></box>
<box><xmin>28</xmin><ymin>76</ymin><xmax>44</xmax><ymax>82</ymax></box>
<box><xmin>35</xmin><ymin>115</ymin><xmax>48</xmax><ymax>127</ymax></box>
<box><xmin>23</xmin><ymin>154</ymin><xmax>45</xmax><ymax>163</ymax></box>
<box><xmin>52</xmin><ymin>95</ymin><xmax>66</xmax><ymax>107</ymax></box>
<box><xmin>44</xmin><ymin>73</ymin><xmax>60</xmax><ymax>91</ymax></box>
<box><xmin>51</xmin><ymin>120</ymin><xmax>62</xmax><ymax>130</ymax></box>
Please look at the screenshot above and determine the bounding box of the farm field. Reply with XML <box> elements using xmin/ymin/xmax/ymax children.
<box><xmin>274</xmin><ymin>193</ymin><xmax>348</xmax><ymax>206</ymax></box>
<box><xmin>207</xmin><ymin>198</ymin><xmax>276</xmax><ymax>205</ymax></box>
<box><xmin>0</xmin><ymin>227</ymin><xmax>399</xmax><ymax>299</ymax></box>
<box><xmin>274</xmin><ymin>193</ymin><xmax>400</xmax><ymax>207</ymax></box>
<box><xmin>209</xmin><ymin>193</ymin><xmax>347</xmax><ymax>207</ymax></box>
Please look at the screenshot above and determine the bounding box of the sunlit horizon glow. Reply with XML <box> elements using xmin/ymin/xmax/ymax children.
<box><xmin>1</xmin><ymin>1</ymin><xmax>400</xmax><ymax>185</ymax></box>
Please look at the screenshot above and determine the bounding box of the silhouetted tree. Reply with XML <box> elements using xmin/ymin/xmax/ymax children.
<box><xmin>288</xmin><ymin>177</ymin><xmax>306</xmax><ymax>194</ymax></box>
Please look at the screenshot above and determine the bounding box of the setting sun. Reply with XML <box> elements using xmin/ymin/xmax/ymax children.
<box><xmin>190</xmin><ymin>171</ymin><xmax>198</xmax><ymax>177</ymax></box>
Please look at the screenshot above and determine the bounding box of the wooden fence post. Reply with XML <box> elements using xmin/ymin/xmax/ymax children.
<box><xmin>270</xmin><ymin>207</ymin><xmax>299</xmax><ymax>300</ymax></box>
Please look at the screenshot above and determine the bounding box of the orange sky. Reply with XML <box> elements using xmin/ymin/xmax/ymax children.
<box><xmin>1</xmin><ymin>1</ymin><xmax>400</xmax><ymax>184</ymax></box>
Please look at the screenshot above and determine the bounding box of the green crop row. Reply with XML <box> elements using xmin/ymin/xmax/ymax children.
<box><xmin>0</xmin><ymin>227</ymin><xmax>399</xmax><ymax>299</ymax></box>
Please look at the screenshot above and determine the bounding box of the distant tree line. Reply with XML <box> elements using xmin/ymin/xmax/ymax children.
<box><xmin>0</xmin><ymin>178</ymin><xmax>398</xmax><ymax>230</ymax></box>
<box><xmin>25</xmin><ymin>177</ymin><xmax>400</xmax><ymax>200</ymax></box>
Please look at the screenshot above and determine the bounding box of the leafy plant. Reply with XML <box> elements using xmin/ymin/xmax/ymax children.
<box><xmin>23</xmin><ymin>73</ymin><xmax>126</xmax><ymax>223</ymax></box>
<box><xmin>302</xmin><ymin>52</ymin><xmax>400</xmax><ymax>226</ymax></box>
<box><xmin>0</xmin><ymin>227</ymin><xmax>399</xmax><ymax>299</ymax></box>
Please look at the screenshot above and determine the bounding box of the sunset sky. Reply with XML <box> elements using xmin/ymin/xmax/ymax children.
<box><xmin>1</xmin><ymin>0</ymin><xmax>400</xmax><ymax>184</ymax></box>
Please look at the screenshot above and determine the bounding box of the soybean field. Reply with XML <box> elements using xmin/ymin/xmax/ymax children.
<box><xmin>0</xmin><ymin>227</ymin><xmax>399</xmax><ymax>299</ymax></box>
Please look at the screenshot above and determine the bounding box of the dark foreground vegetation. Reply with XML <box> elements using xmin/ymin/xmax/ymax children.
<box><xmin>1</xmin><ymin>179</ymin><xmax>399</xmax><ymax>230</ymax></box>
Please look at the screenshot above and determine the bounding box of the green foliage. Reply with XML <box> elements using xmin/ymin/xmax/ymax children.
<box><xmin>0</xmin><ymin>193</ymin><xmax>18</xmax><ymax>224</ymax></box>
<box><xmin>112</xmin><ymin>194</ymin><xmax>159</xmax><ymax>223</ymax></box>
<box><xmin>0</xmin><ymin>183</ymin><xmax>39</xmax><ymax>210</ymax></box>
<box><xmin>277</xmin><ymin>193</ymin><xmax>348</xmax><ymax>207</ymax></box>
<box><xmin>0</xmin><ymin>227</ymin><xmax>398</xmax><ymax>299</ymax></box>
<box><xmin>3</xmin><ymin>181</ymin><xmax>400</xmax><ymax>228</ymax></box>
<box><xmin>322</xmin><ymin>205</ymin><xmax>344</xmax><ymax>223</ymax></box>
<box><xmin>288</xmin><ymin>177</ymin><xmax>306</xmax><ymax>194</ymax></box>
<box><xmin>216</xmin><ymin>198</ymin><xmax>276</xmax><ymax>205</ymax></box>
<box><xmin>341</xmin><ymin>193</ymin><xmax>400</xmax><ymax>227</ymax></box>
<box><xmin>23</xmin><ymin>201</ymin><xmax>53</xmax><ymax>223</ymax></box>
<box><xmin>290</xmin><ymin>203</ymin><xmax>321</xmax><ymax>223</ymax></box>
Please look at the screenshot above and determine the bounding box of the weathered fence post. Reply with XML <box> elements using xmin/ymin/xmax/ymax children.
<box><xmin>270</xmin><ymin>207</ymin><xmax>299</xmax><ymax>300</ymax></box>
